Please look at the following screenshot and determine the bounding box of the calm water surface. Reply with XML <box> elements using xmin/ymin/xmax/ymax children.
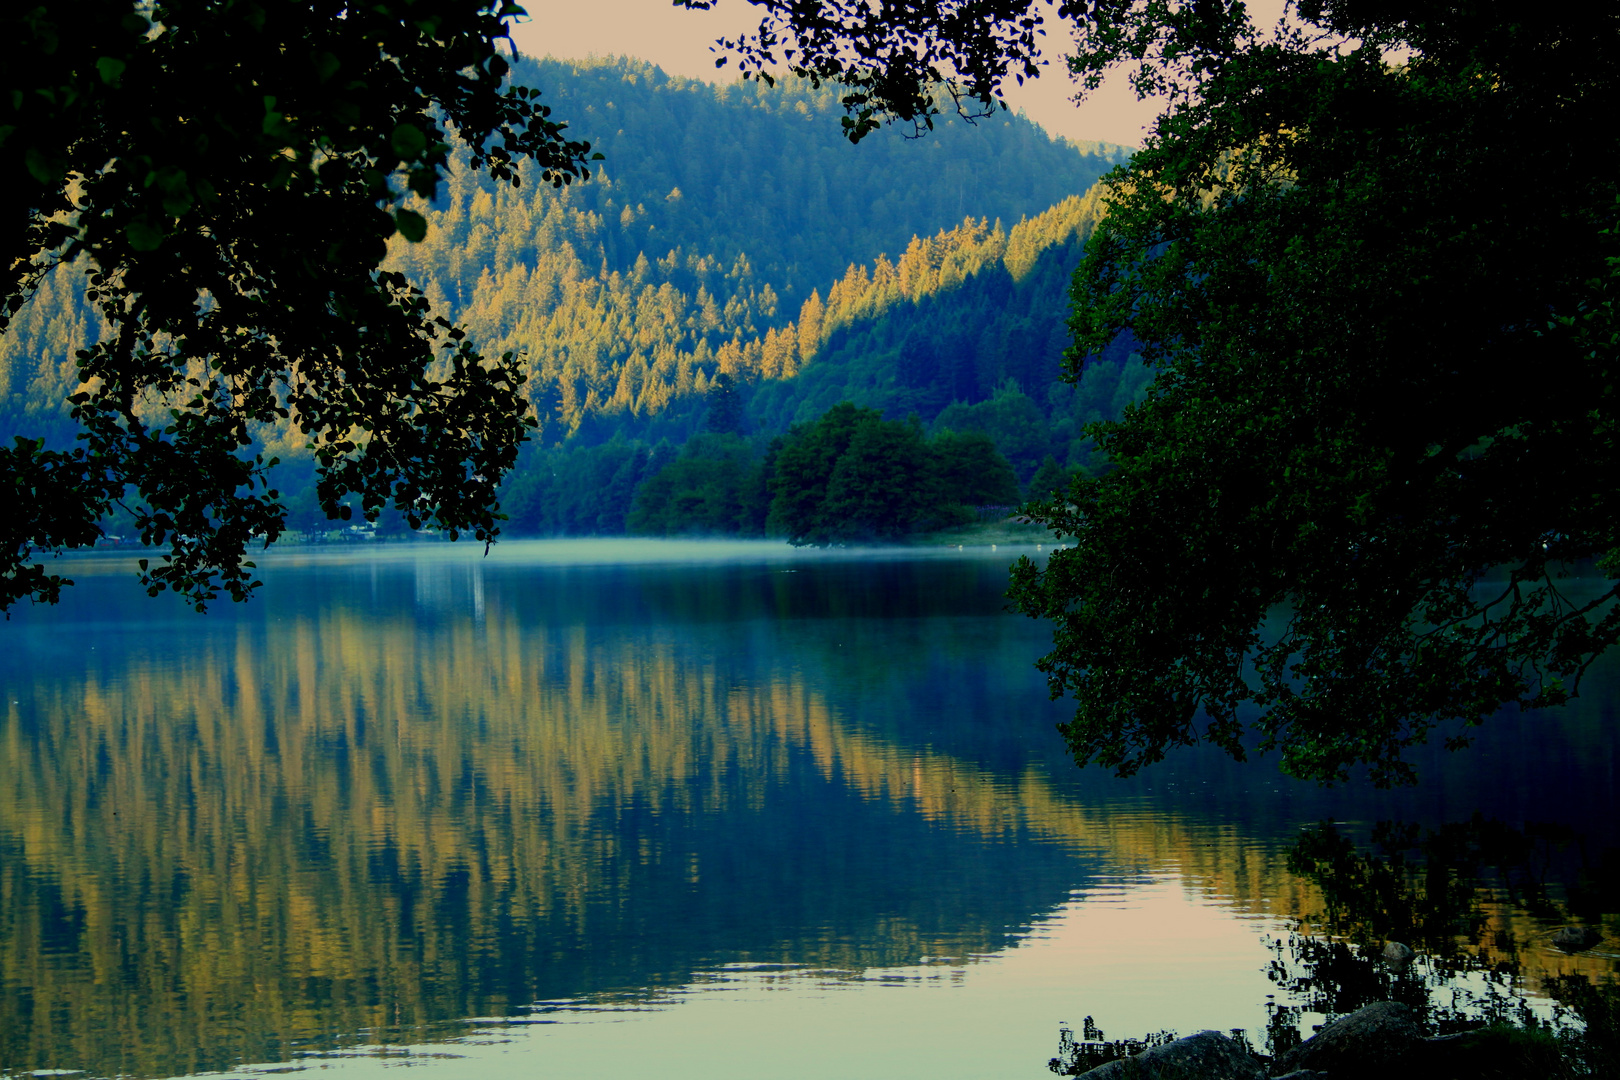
<box><xmin>2</xmin><ymin>540</ymin><xmax>1617</xmax><ymax>1079</ymax></box>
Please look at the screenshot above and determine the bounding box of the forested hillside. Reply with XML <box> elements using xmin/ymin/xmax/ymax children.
<box><xmin>497</xmin><ymin>186</ymin><xmax>1153</xmax><ymax>536</ymax></box>
<box><xmin>1</xmin><ymin>56</ymin><xmax>1147</xmax><ymax>537</ymax></box>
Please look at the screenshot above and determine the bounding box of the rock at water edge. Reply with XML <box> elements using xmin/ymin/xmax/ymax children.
<box><xmin>1077</xmin><ymin>1030</ymin><xmax>1264</xmax><ymax>1080</ymax></box>
<box><xmin>1271</xmin><ymin>1001</ymin><xmax>1425</xmax><ymax>1076</ymax></box>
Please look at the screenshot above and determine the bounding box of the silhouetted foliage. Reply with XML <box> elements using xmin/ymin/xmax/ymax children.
<box><xmin>1005</xmin><ymin>7</ymin><xmax>1620</xmax><ymax>785</ymax></box>
<box><xmin>2</xmin><ymin>0</ymin><xmax>597</xmax><ymax>610</ymax></box>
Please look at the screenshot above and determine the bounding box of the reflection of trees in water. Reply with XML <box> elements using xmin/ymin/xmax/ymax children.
<box><xmin>3</xmin><ymin>592</ymin><xmax>1305</xmax><ymax>1080</ymax></box>
<box><xmin>1285</xmin><ymin>818</ymin><xmax>1618</xmax><ymax>984</ymax></box>
<box><xmin>9</xmin><ymin>559</ymin><xmax>1619</xmax><ymax>1079</ymax></box>
<box><xmin>1052</xmin><ymin>818</ymin><xmax>1620</xmax><ymax>1075</ymax></box>
<box><xmin>1263</xmin><ymin>937</ymin><xmax>1545</xmax><ymax>1045</ymax></box>
<box><xmin>1270</xmin><ymin>819</ymin><xmax>1620</xmax><ymax>1070</ymax></box>
<box><xmin>1049</xmin><ymin>1020</ymin><xmax>1188</xmax><ymax>1076</ymax></box>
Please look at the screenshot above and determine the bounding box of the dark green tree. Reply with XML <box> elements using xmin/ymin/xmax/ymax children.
<box><xmin>730</xmin><ymin>2</ymin><xmax>1620</xmax><ymax>785</ymax></box>
<box><xmin>935</xmin><ymin>430</ymin><xmax>1021</xmax><ymax>506</ymax></box>
<box><xmin>3</xmin><ymin>0</ymin><xmax>594</xmax><ymax>610</ymax></box>
<box><xmin>498</xmin><ymin>439</ymin><xmax>650</xmax><ymax>536</ymax></box>
<box><xmin>681</xmin><ymin>0</ymin><xmax>1054</xmax><ymax>142</ymax></box>
<box><xmin>1024</xmin><ymin>455</ymin><xmax>1070</xmax><ymax>503</ymax></box>
<box><xmin>767</xmin><ymin>401</ymin><xmax>878</xmax><ymax>543</ymax></box>
<box><xmin>628</xmin><ymin>433</ymin><xmax>766</xmax><ymax>536</ymax></box>
<box><xmin>897</xmin><ymin>330</ymin><xmax>936</xmax><ymax>390</ymax></box>
<box><xmin>767</xmin><ymin>402</ymin><xmax>1001</xmax><ymax>543</ymax></box>
<box><xmin>820</xmin><ymin>417</ymin><xmax>941</xmax><ymax>541</ymax></box>
<box><xmin>704</xmin><ymin>371</ymin><xmax>746</xmax><ymax>435</ymax></box>
<box><xmin>933</xmin><ymin>381</ymin><xmax>1051</xmax><ymax>480</ymax></box>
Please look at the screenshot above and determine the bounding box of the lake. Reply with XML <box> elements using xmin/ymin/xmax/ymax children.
<box><xmin>3</xmin><ymin>540</ymin><xmax>1617</xmax><ymax>1079</ymax></box>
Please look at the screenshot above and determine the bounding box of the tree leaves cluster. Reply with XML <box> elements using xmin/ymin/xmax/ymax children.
<box><xmin>626</xmin><ymin>432</ymin><xmax>771</xmax><ymax>537</ymax></box>
<box><xmin>499</xmin><ymin>436</ymin><xmax>675</xmax><ymax>537</ymax></box>
<box><xmin>681</xmin><ymin>0</ymin><xmax>1074</xmax><ymax>142</ymax></box>
<box><xmin>1008</xmin><ymin>5</ymin><xmax>1620</xmax><ymax>786</ymax></box>
<box><xmin>769</xmin><ymin>403</ymin><xmax>954</xmax><ymax>544</ymax></box>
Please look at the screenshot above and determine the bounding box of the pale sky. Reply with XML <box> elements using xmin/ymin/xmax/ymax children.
<box><xmin>509</xmin><ymin>0</ymin><xmax>1164</xmax><ymax>148</ymax></box>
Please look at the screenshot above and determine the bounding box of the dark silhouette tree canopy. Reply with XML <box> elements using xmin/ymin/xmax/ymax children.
<box><xmin>725</xmin><ymin>1</ymin><xmax>1620</xmax><ymax>785</ymax></box>
<box><xmin>3</xmin><ymin>0</ymin><xmax>595</xmax><ymax>610</ymax></box>
<box><xmin>681</xmin><ymin>0</ymin><xmax>1065</xmax><ymax>141</ymax></box>
<box><xmin>1021</xmin><ymin>5</ymin><xmax>1620</xmax><ymax>787</ymax></box>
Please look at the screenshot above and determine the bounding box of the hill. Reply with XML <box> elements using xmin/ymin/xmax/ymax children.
<box><xmin>0</xmin><ymin>56</ymin><xmax>1146</xmax><ymax>537</ymax></box>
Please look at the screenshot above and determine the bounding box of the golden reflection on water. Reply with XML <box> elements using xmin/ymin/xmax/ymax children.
<box><xmin>3</xmin><ymin>549</ymin><xmax>1615</xmax><ymax>1079</ymax></box>
<box><xmin>0</xmin><ymin>560</ymin><xmax>1319</xmax><ymax>1080</ymax></box>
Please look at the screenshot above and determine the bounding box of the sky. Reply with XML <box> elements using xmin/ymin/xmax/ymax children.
<box><xmin>509</xmin><ymin>0</ymin><xmax>1164</xmax><ymax>149</ymax></box>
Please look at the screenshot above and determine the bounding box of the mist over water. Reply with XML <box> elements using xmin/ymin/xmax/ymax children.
<box><xmin>3</xmin><ymin>541</ymin><xmax>1616</xmax><ymax>1079</ymax></box>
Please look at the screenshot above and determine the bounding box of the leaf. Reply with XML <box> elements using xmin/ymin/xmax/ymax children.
<box><xmin>126</xmin><ymin>219</ymin><xmax>165</xmax><ymax>251</ymax></box>
<box><xmin>314</xmin><ymin>51</ymin><xmax>340</xmax><ymax>82</ymax></box>
<box><xmin>96</xmin><ymin>57</ymin><xmax>126</xmax><ymax>86</ymax></box>
<box><xmin>23</xmin><ymin>147</ymin><xmax>56</xmax><ymax>184</ymax></box>
<box><xmin>395</xmin><ymin>208</ymin><xmax>428</xmax><ymax>243</ymax></box>
<box><xmin>391</xmin><ymin>122</ymin><xmax>427</xmax><ymax>160</ymax></box>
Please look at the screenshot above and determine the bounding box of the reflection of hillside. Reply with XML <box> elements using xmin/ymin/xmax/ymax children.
<box><xmin>6</xmin><ymin>556</ymin><xmax>1615</xmax><ymax>1078</ymax></box>
<box><xmin>1</xmin><ymin>593</ymin><xmax>1093</xmax><ymax>1079</ymax></box>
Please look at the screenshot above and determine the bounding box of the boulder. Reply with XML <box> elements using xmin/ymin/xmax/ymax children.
<box><xmin>1550</xmin><ymin>925</ymin><xmax>1602</xmax><ymax>953</ymax></box>
<box><xmin>1078</xmin><ymin>1030</ymin><xmax>1264</xmax><ymax>1079</ymax></box>
<box><xmin>1381</xmin><ymin>941</ymin><xmax>1415</xmax><ymax>963</ymax></box>
<box><xmin>1270</xmin><ymin>1001</ymin><xmax>1425</xmax><ymax>1076</ymax></box>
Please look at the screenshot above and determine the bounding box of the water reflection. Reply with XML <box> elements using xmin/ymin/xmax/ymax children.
<box><xmin>1272</xmin><ymin>818</ymin><xmax>1619</xmax><ymax>1052</ymax></box>
<box><xmin>1</xmin><ymin>542</ymin><xmax>1617</xmax><ymax>1079</ymax></box>
<box><xmin>0</xmin><ymin>547</ymin><xmax>1114</xmax><ymax>1078</ymax></box>
<box><xmin>154</xmin><ymin>880</ymin><xmax>1297</xmax><ymax>1080</ymax></box>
